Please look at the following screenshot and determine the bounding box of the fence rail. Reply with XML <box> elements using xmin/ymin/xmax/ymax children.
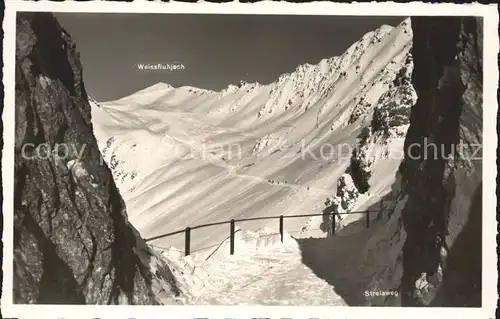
<box><xmin>145</xmin><ymin>209</ymin><xmax>382</xmax><ymax>256</ymax></box>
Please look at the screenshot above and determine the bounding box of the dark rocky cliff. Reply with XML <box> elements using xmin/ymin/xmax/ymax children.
<box><xmin>399</xmin><ymin>17</ymin><xmax>483</xmax><ymax>306</ymax></box>
<box><xmin>13</xmin><ymin>12</ymin><xmax>179</xmax><ymax>304</ymax></box>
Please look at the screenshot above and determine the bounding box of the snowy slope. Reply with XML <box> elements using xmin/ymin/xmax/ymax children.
<box><xmin>91</xmin><ymin>18</ymin><xmax>413</xmax><ymax>257</ymax></box>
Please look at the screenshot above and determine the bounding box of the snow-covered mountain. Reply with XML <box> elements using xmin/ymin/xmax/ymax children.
<box><xmin>91</xmin><ymin>18</ymin><xmax>414</xmax><ymax>256</ymax></box>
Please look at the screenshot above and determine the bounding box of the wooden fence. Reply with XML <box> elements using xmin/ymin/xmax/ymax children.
<box><xmin>145</xmin><ymin>209</ymin><xmax>380</xmax><ymax>256</ymax></box>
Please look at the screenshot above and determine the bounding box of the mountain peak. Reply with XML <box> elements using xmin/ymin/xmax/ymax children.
<box><xmin>148</xmin><ymin>82</ymin><xmax>173</xmax><ymax>90</ymax></box>
<box><xmin>126</xmin><ymin>82</ymin><xmax>175</xmax><ymax>97</ymax></box>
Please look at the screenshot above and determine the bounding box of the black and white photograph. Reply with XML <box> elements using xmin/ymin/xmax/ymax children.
<box><xmin>1</xmin><ymin>1</ymin><xmax>498</xmax><ymax>318</ymax></box>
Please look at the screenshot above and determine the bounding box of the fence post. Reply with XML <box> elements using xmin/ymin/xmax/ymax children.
<box><xmin>331</xmin><ymin>213</ymin><xmax>336</xmax><ymax>236</ymax></box>
<box><xmin>366</xmin><ymin>211</ymin><xmax>370</xmax><ymax>229</ymax></box>
<box><xmin>185</xmin><ymin>227</ymin><xmax>191</xmax><ymax>256</ymax></box>
<box><xmin>230</xmin><ymin>219</ymin><xmax>235</xmax><ymax>255</ymax></box>
<box><xmin>279</xmin><ymin>215</ymin><xmax>284</xmax><ymax>242</ymax></box>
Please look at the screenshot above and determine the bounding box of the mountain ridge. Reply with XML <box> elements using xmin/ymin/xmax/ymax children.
<box><xmin>97</xmin><ymin>18</ymin><xmax>409</xmax><ymax>107</ymax></box>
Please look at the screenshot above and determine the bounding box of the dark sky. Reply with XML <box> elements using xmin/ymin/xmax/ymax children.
<box><xmin>54</xmin><ymin>13</ymin><xmax>406</xmax><ymax>102</ymax></box>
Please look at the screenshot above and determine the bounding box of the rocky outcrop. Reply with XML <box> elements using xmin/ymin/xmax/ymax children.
<box><xmin>348</xmin><ymin>52</ymin><xmax>417</xmax><ymax>194</ymax></box>
<box><xmin>398</xmin><ymin>17</ymin><xmax>483</xmax><ymax>306</ymax></box>
<box><xmin>327</xmin><ymin>175</ymin><xmax>360</xmax><ymax>214</ymax></box>
<box><xmin>321</xmin><ymin>43</ymin><xmax>417</xmax><ymax>236</ymax></box>
<box><xmin>335</xmin><ymin>174</ymin><xmax>360</xmax><ymax>212</ymax></box>
<box><xmin>371</xmin><ymin>54</ymin><xmax>416</xmax><ymax>137</ymax></box>
<box><xmin>13</xmin><ymin>12</ymin><xmax>179</xmax><ymax>304</ymax></box>
<box><xmin>319</xmin><ymin>173</ymin><xmax>360</xmax><ymax>233</ymax></box>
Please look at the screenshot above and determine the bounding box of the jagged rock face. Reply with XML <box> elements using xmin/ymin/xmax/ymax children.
<box><xmin>324</xmin><ymin>174</ymin><xmax>360</xmax><ymax>229</ymax></box>
<box><xmin>14</xmin><ymin>12</ymin><xmax>179</xmax><ymax>304</ymax></box>
<box><xmin>348</xmin><ymin>52</ymin><xmax>417</xmax><ymax>194</ymax></box>
<box><xmin>371</xmin><ymin>54</ymin><xmax>416</xmax><ymax>137</ymax></box>
<box><xmin>399</xmin><ymin>17</ymin><xmax>482</xmax><ymax>306</ymax></box>
<box><xmin>335</xmin><ymin>174</ymin><xmax>360</xmax><ymax>211</ymax></box>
